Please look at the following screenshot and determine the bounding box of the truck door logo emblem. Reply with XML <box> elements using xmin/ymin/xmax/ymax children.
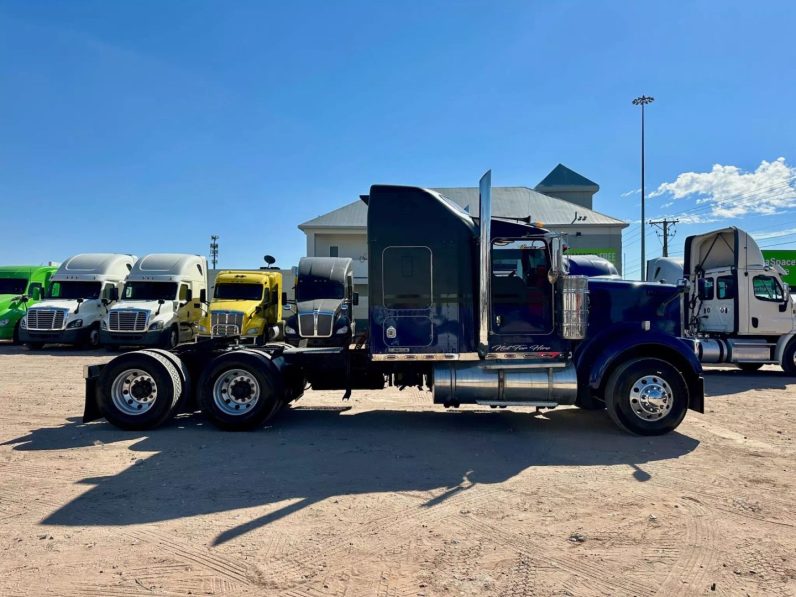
<box><xmin>386</xmin><ymin>325</ymin><xmax>397</xmax><ymax>339</ymax></box>
<box><xmin>493</xmin><ymin>344</ymin><xmax>552</xmax><ymax>352</ymax></box>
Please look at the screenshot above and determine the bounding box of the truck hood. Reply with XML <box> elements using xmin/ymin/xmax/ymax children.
<box><xmin>0</xmin><ymin>295</ymin><xmax>26</xmax><ymax>316</ymax></box>
<box><xmin>109</xmin><ymin>300</ymin><xmax>176</xmax><ymax>316</ymax></box>
<box><xmin>296</xmin><ymin>298</ymin><xmax>342</xmax><ymax>315</ymax></box>
<box><xmin>29</xmin><ymin>299</ymin><xmax>106</xmax><ymax>322</ymax></box>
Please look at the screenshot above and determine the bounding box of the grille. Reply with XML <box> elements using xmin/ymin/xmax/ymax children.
<box><xmin>109</xmin><ymin>310</ymin><xmax>149</xmax><ymax>332</ymax></box>
<box><xmin>211</xmin><ymin>311</ymin><xmax>244</xmax><ymax>337</ymax></box>
<box><xmin>26</xmin><ymin>309</ymin><xmax>66</xmax><ymax>331</ymax></box>
<box><xmin>298</xmin><ymin>311</ymin><xmax>334</xmax><ymax>337</ymax></box>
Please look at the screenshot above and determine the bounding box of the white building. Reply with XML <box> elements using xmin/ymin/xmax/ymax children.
<box><xmin>298</xmin><ymin>164</ymin><xmax>628</xmax><ymax>323</ymax></box>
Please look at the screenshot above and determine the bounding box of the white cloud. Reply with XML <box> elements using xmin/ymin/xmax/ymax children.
<box><xmin>621</xmin><ymin>188</ymin><xmax>641</xmax><ymax>197</ymax></box>
<box><xmin>650</xmin><ymin>157</ymin><xmax>796</xmax><ymax>218</ymax></box>
<box><xmin>752</xmin><ymin>227</ymin><xmax>796</xmax><ymax>241</ymax></box>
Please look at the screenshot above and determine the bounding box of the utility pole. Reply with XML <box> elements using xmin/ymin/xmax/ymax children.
<box><xmin>210</xmin><ymin>235</ymin><xmax>219</xmax><ymax>269</ymax></box>
<box><xmin>633</xmin><ymin>95</ymin><xmax>654</xmax><ymax>280</ymax></box>
<box><xmin>649</xmin><ymin>218</ymin><xmax>679</xmax><ymax>257</ymax></box>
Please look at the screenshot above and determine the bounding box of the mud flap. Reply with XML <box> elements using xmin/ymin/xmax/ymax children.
<box><xmin>82</xmin><ymin>364</ymin><xmax>106</xmax><ymax>423</ymax></box>
<box><xmin>688</xmin><ymin>375</ymin><xmax>705</xmax><ymax>414</ymax></box>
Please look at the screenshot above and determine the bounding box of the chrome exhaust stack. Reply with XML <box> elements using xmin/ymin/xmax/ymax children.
<box><xmin>478</xmin><ymin>170</ymin><xmax>492</xmax><ymax>358</ymax></box>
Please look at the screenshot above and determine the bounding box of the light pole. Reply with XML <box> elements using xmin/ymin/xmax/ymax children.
<box><xmin>210</xmin><ymin>235</ymin><xmax>219</xmax><ymax>269</ymax></box>
<box><xmin>632</xmin><ymin>95</ymin><xmax>654</xmax><ymax>281</ymax></box>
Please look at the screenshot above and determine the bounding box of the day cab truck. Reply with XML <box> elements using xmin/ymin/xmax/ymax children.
<box><xmin>283</xmin><ymin>257</ymin><xmax>358</xmax><ymax>348</ymax></box>
<box><xmin>682</xmin><ymin>227</ymin><xmax>796</xmax><ymax>374</ymax></box>
<box><xmin>83</xmin><ymin>172</ymin><xmax>704</xmax><ymax>436</ymax></box>
<box><xmin>0</xmin><ymin>265</ymin><xmax>58</xmax><ymax>343</ymax></box>
<box><xmin>101</xmin><ymin>254</ymin><xmax>208</xmax><ymax>349</ymax></box>
<box><xmin>197</xmin><ymin>267</ymin><xmax>283</xmax><ymax>345</ymax></box>
<box><xmin>19</xmin><ymin>254</ymin><xmax>135</xmax><ymax>349</ymax></box>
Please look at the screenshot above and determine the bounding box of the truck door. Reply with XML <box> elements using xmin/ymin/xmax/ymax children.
<box><xmin>490</xmin><ymin>240</ymin><xmax>553</xmax><ymax>340</ymax></box>
<box><xmin>697</xmin><ymin>274</ymin><xmax>736</xmax><ymax>333</ymax></box>
<box><xmin>747</xmin><ymin>273</ymin><xmax>793</xmax><ymax>335</ymax></box>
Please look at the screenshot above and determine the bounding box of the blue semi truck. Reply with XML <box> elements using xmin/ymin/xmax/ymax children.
<box><xmin>83</xmin><ymin>172</ymin><xmax>703</xmax><ymax>436</ymax></box>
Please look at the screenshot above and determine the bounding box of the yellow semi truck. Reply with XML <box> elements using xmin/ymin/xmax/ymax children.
<box><xmin>198</xmin><ymin>269</ymin><xmax>283</xmax><ymax>345</ymax></box>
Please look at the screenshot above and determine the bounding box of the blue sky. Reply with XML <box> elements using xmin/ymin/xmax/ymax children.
<box><xmin>2</xmin><ymin>1</ymin><xmax>795</xmax><ymax>278</ymax></box>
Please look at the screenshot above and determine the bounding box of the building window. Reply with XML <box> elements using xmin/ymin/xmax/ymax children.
<box><xmin>329</xmin><ymin>246</ymin><xmax>339</xmax><ymax>258</ymax></box>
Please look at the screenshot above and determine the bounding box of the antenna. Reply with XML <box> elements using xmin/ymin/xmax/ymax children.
<box><xmin>210</xmin><ymin>235</ymin><xmax>219</xmax><ymax>269</ymax></box>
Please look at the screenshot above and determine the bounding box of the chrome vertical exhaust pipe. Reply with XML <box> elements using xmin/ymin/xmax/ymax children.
<box><xmin>478</xmin><ymin>170</ymin><xmax>492</xmax><ymax>358</ymax></box>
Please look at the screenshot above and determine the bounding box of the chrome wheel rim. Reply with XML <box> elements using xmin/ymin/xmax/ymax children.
<box><xmin>212</xmin><ymin>369</ymin><xmax>260</xmax><ymax>416</ymax></box>
<box><xmin>111</xmin><ymin>369</ymin><xmax>158</xmax><ymax>416</ymax></box>
<box><xmin>628</xmin><ymin>375</ymin><xmax>673</xmax><ymax>421</ymax></box>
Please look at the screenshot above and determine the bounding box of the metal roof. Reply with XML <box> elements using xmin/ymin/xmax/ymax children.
<box><xmin>299</xmin><ymin>186</ymin><xmax>626</xmax><ymax>230</ymax></box>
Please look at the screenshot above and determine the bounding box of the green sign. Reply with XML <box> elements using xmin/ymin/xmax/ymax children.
<box><xmin>762</xmin><ymin>250</ymin><xmax>796</xmax><ymax>286</ymax></box>
<box><xmin>566</xmin><ymin>247</ymin><xmax>618</xmax><ymax>266</ymax></box>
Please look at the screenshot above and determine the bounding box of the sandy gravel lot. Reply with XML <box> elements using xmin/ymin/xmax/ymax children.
<box><xmin>0</xmin><ymin>344</ymin><xmax>793</xmax><ymax>597</ymax></box>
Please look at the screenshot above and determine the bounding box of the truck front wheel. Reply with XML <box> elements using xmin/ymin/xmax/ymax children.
<box><xmin>781</xmin><ymin>340</ymin><xmax>796</xmax><ymax>376</ymax></box>
<box><xmin>604</xmin><ymin>358</ymin><xmax>688</xmax><ymax>435</ymax></box>
<box><xmin>162</xmin><ymin>325</ymin><xmax>179</xmax><ymax>349</ymax></box>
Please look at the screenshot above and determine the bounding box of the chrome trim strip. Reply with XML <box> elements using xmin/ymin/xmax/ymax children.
<box><xmin>371</xmin><ymin>352</ymin><xmax>481</xmax><ymax>362</ymax></box>
<box><xmin>475</xmin><ymin>401</ymin><xmax>559</xmax><ymax>407</ymax></box>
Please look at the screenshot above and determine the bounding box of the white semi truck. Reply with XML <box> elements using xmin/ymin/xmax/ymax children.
<box><xmin>682</xmin><ymin>227</ymin><xmax>796</xmax><ymax>373</ymax></box>
<box><xmin>19</xmin><ymin>253</ymin><xmax>135</xmax><ymax>349</ymax></box>
<box><xmin>101</xmin><ymin>254</ymin><xmax>208</xmax><ymax>349</ymax></box>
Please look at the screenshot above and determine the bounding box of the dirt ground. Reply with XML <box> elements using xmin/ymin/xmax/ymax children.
<box><xmin>0</xmin><ymin>344</ymin><xmax>793</xmax><ymax>597</ymax></box>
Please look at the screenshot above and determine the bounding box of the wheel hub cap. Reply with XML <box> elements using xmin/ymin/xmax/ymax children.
<box><xmin>629</xmin><ymin>375</ymin><xmax>673</xmax><ymax>421</ymax></box>
<box><xmin>213</xmin><ymin>369</ymin><xmax>260</xmax><ymax>416</ymax></box>
<box><xmin>111</xmin><ymin>369</ymin><xmax>158</xmax><ymax>416</ymax></box>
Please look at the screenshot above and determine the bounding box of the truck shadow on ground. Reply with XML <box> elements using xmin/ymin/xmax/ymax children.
<box><xmin>4</xmin><ymin>407</ymin><xmax>699</xmax><ymax>545</ymax></box>
<box><xmin>702</xmin><ymin>367</ymin><xmax>791</xmax><ymax>395</ymax></box>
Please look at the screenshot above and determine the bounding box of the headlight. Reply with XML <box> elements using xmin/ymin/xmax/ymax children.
<box><xmin>284</xmin><ymin>325</ymin><xmax>296</xmax><ymax>335</ymax></box>
<box><xmin>149</xmin><ymin>320</ymin><xmax>164</xmax><ymax>331</ymax></box>
<box><xmin>66</xmin><ymin>319</ymin><xmax>83</xmax><ymax>329</ymax></box>
<box><xmin>246</xmin><ymin>328</ymin><xmax>260</xmax><ymax>336</ymax></box>
<box><xmin>336</xmin><ymin>324</ymin><xmax>349</xmax><ymax>335</ymax></box>
<box><xmin>0</xmin><ymin>319</ymin><xmax>9</xmax><ymax>327</ymax></box>
<box><xmin>101</xmin><ymin>319</ymin><xmax>107</xmax><ymax>330</ymax></box>
<box><xmin>20</xmin><ymin>317</ymin><xmax>27</xmax><ymax>329</ymax></box>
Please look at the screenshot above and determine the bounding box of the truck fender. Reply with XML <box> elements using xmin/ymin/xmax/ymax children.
<box><xmin>574</xmin><ymin>330</ymin><xmax>704</xmax><ymax>413</ymax></box>
<box><xmin>774</xmin><ymin>333</ymin><xmax>796</xmax><ymax>364</ymax></box>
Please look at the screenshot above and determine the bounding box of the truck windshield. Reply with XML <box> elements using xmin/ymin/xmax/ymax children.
<box><xmin>48</xmin><ymin>281</ymin><xmax>102</xmax><ymax>300</ymax></box>
<box><xmin>214</xmin><ymin>283</ymin><xmax>263</xmax><ymax>301</ymax></box>
<box><xmin>0</xmin><ymin>278</ymin><xmax>28</xmax><ymax>295</ymax></box>
<box><xmin>296</xmin><ymin>278</ymin><xmax>344</xmax><ymax>301</ymax></box>
<box><xmin>123</xmin><ymin>282</ymin><xmax>178</xmax><ymax>301</ymax></box>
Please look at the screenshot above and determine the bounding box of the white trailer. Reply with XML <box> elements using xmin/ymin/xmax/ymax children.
<box><xmin>19</xmin><ymin>253</ymin><xmax>136</xmax><ymax>349</ymax></box>
<box><xmin>683</xmin><ymin>227</ymin><xmax>796</xmax><ymax>373</ymax></box>
<box><xmin>101</xmin><ymin>254</ymin><xmax>208</xmax><ymax>349</ymax></box>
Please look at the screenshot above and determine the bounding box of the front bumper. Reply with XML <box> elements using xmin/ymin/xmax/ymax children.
<box><xmin>0</xmin><ymin>325</ymin><xmax>15</xmax><ymax>341</ymax></box>
<box><xmin>100</xmin><ymin>329</ymin><xmax>168</xmax><ymax>347</ymax></box>
<box><xmin>285</xmin><ymin>335</ymin><xmax>348</xmax><ymax>349</ymax></box>
<box><xmin>19</xmin><ymin>327</ymin><xmax>89</xmax><ymax>345</ymax></box>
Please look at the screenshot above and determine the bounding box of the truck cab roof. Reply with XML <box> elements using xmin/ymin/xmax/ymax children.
<box><xmin>51</xmin><ymin>254</ymin><xmax>136</xmax><ymax>282</ymax></box>
<box><xmin>128</xmin><ymin>254</ymin><xmax>207</xmax><ymax>282</ymax></box>
<box><xmin>215</xmin><ymin>270</ymin><xmax>281</xmax><ymax>284</ymax></box>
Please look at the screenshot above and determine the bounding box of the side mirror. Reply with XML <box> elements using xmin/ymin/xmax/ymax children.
<box><xmin>30</xmin><ymin>287</ymin><xmax>41</xmax><ymax>301</ymax></box>
<box><xmin>17</xmin><ymin>294</ymin><xmax>29</xmax><ymax>304</ymax></box>
<box><xmin>282</xmin><ymin>292</ymin><xmax>288</xmax><ymax>304</ymax></box>
<box><xmin>199</xmin><ymin>289</ymin><xmax>207</xmax><ymax>303</ymax></box>
<box><xmin>185</xmin><ymin>289</ymin><xmax>193</xmax><ymax>302</ymax></box>
<box><xmin>109</xmin><ymin>287</ymin><xmax>119</xmax><ymax>301</ymax></box>
<box><xmin>676</xmin><ymin>278</ymin><xmax>690</xmax><ymax>293</ymax></box>
<box><xmin>353</xmin><ymin>292</ymin><xmax>359</xmax><ymax>306</ymax></box>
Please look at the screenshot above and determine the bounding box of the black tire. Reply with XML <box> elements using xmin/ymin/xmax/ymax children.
<box><xmin>83</xmin><ymin>324</ymin><xmax>101</xmax><ymax>349</ymax></box>
<box><xmin>26</xmin><ymin>342</ymin><xmax>45</xmax><ymax>350</ymax></box>
<box><xmin>97</xmin><ymin>350</ymin><xmax>183</xmax><ymax>430</ymax></box>
<box><xmin>140</xmin><ymin>349</ymin><xmax>192</xmax><ymax>411</ymax></box>
<box><xmin>604</xmin><ymin>357</ymin><xmax>689</xmax><ymax>436</ymax></box>
<box><xmin>12</xmin><ymin>321</ymin><xmax>20</xmax><ymax>345</ymax></box>
<box><xmin>738</xmin><ymin>363</ymin><xmax>763</xmax><ymax>373</ymax></box>
<box><xmin>162</xmin><ymin>325</ymin><xmax>179</xmax><ymax>349</ymax></box>
<box><xmin>197</xmin><ymin>350</ymin><xmax>284</xmax><ymax>430</ymax></box>
<box><xmin>781</xmin><ymin>339</ymin><xmax>796</xmax><ymax>376</ymax></box>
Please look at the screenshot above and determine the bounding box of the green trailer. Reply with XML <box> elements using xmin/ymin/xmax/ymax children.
<box><xmin>0</xmin><ymin>266</ymin><xmax>58</xmax><ymax>342</ymax></box>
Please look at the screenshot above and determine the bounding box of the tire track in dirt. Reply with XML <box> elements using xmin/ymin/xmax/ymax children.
<box><xmin>122</xmin><ymin>528</ymin><xmax>255</xmax><ymax>589</ymax></box>
<box><xmin>457</xmin><ymin>514</ymin><xmax>656</xmax><ymax>597</ymax></box>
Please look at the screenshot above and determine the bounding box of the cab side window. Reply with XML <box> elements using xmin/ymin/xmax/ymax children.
<box><xmin>753</xmin><ymin>276</ymin><xmax>783</xmax><ymax>301</ymax></box>
<box><xmin>27</xmin><ymin>282</ymin><xmax>43</xmax><ymax>300</ymax></box>
<box><xmin>698</xmin><ymin>278</ymin><xmax>714</xmax><ymax>300</ymax></box>
<box><xmin>263</xmin><ymin>288</ymin><xmax>271</xmax><ymax>305</ymax></box>
<box><xmin>179</xmin><ymin>284</ymin><xmax>190</xmax><ymax>301</ymax></box>
<box><xmin>717</xmin><ymin>276</ymin><xmax>736</xmax><ymax>300</ymax></box>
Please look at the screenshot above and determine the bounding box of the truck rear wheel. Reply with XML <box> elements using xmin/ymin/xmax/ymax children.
<box><xmin>97</xmin><ymin>350</ymin><xmax>184</xmax><ymax>430</ymax></box>
<box><xmin>781</xmin><ymin>339</ymin><xmax>796</xmax><ymax>376</ymax></box>
<box><xmin>604</xmin><ymin>357</ymin><xmax>688</xmax><ymax>435</ymax></box>
<box><xmin>197</xmin><ymin>351</ymin><xmax>284</xmax><ymax>430</ymax></box>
